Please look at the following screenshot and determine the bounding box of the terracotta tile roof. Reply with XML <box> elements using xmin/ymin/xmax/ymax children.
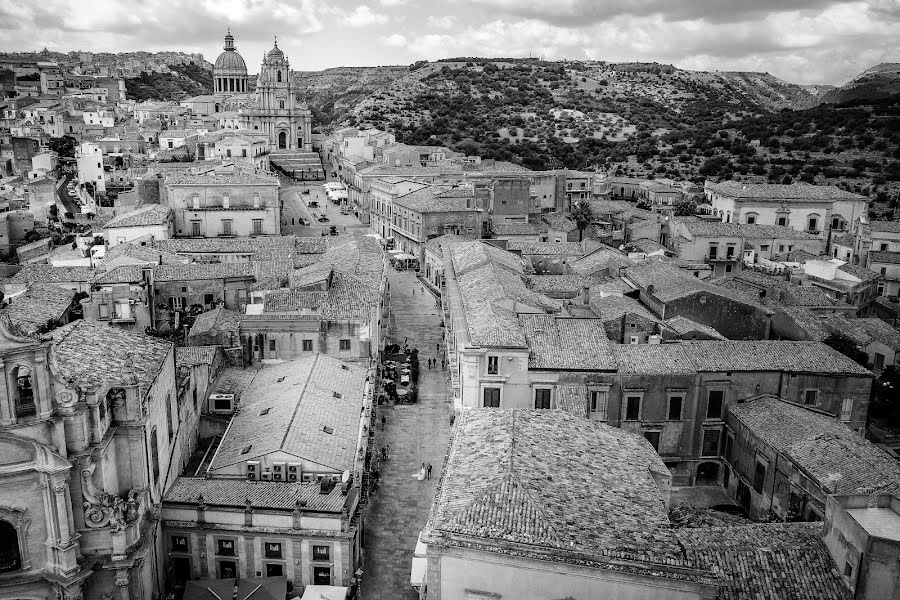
<box><xmin>1</xmin><ymin>283</ymin><xmax>74</xmax><ymax>335</ymax></box>
<box><xmin>541</xmin><ymin>212</ymin><xmax>577</xmax><ymax>232</ymax></box>
<box><xmin>614</xmin><ymin>344</ymin><xmax>698</xmax><ymax>374</ymax></box>
<box><xmin>664</xmin><ymin>316</ymin><xmax>727</xmax><ymax>340</ymax></box>
<box><xmin>569</xmin><ymin>245</ymin><xmax>634</xmax><ymax>276</ymax></box>
<box><xmin>778</xmin><ymin>306</ymin><xmax>831</xmax><ymax>341</ymax></box>
<box><xmin>677</xmin><ymin>522</ymin><xmax>850</xmax><ymax>600</ymax></box>
<box><xmin>263</xmin><ymin>290</ymin><xmax>327</xmax><ymax>312</ymax></box>
<box><xmin>102</xmin><ymin>242</ymin><xmax>188</xmax><ymax>266</ymax></box>
<box><xmin>710</xmin><ymin>272</ymin><xmax>839</xmax><ymax>309</ymax></box>
<box><xmin>832</xmin><ymin>233</ymin><xmax>855</xmax><ymax>247</ymax></box>
<box><xmin>869</xmin><ymin>250</ymin><xmax>900</xmax><ymax>265</ymax></box>
<box><xmin>507</xmin><ymin>240</ymin><xmax>584</xmax><ymax>256</ymax></box>
<box><xmin>450</xmin><ymin>241</ymin><xmax>524</xmax><ymax>277</ymax></box>
<box><xmin>209</xmin><ymin>355</ymin><xmax>368</xmax><ymax>474</ymax></box>
<box><xmin>393</xmin><ymin>186</ymin><xmax>476</xmax><ymax>213</ymax></box>
<box><xmin>625</xmin><ymin>259</ymin><xmax>769</xmax><ymax>311</ymax></box>
<box><xmin>188</xmin><ymin>307</ymin><xmax>241</xmax><ymax>340</ymax></box>
<box><xmin>163</xmin><ymin>477</ymin><xmax>345</xmax><ymax>512</ymax></box>
<box><xmin>424</xmin><ymin>233</ymin><xmax>469</xmax><ymax>257</ymax></box>
<box><xmin>682</xmin><ymin>221</ymin><xmax>820</xmax><ymax>240</ymax></box>
<box><xmin>822</xmin><ymin>316</ymin><xmax>900</xmax><ymax>351</ymax></box>
<box><xmin>429</xmin><ymin>410</ymin><xmax>692</xmax><ymax>569</ymax></box>
<box><xmin>683</xmin><ymin>340</ymin><xmax>870</xmax><ymax>374</ymax></box>
<box><xmin>730</xmin><ymin>397</ymin><xmax>900</xmax><ymax>496</ymax></box>
<box><xmin>155</xmin><ymin>262</ymin><xmax>255</xmax><ymax>282</ymax></box>
<box><xmin>456</xmin><ymin>262</ymin><xmax>560</xmax><ymax>348</ymax></box>
<box><xmin>590</xmin><ymin>294</ymin><xmax>659</xmax><ymax>325</ymax></box>
<box><xmin>51</xmin><ymin>321</ymin><xmax>172</xmax><ymax>391</ymax></box>
<box><xmin>175</xmin><ymin>346</ymin><xmax>219</xmax><ymax>367</ymax></box>
<box><xmin>519</xmin><ymin>315</ymin><xmax>616</xmax><ymax>370</ymax></box>
<box><xmin>555</xmin><ymin>385</ymin><xmax>588</xmax><ymax>417</ymax></box>
<box><xmin>869</xmin><ymin>220</ymin><xmax>900</xmax><ymax>233</ymax></box>
<box><xmin>322</xmin><ymin>273</ymin><xmax>380</xmax><ymax>320</ymax></box>
<box><xmin>154</xmin><ymin>235</ymin><xmax>304</xmax><ymax>255</ymax></box>
<box><xmin>525</xmin><ymin>274</ymin><xmax>605</xmax><ymax>294</ymax></box>
<box><xmin>707</xmin><ymin>181</ymin><xmax>865</xmax><ymax>203</ymax></box>
<box><xmin>104</xmin><ymin>204</ymin><xmax>172</xmax><ymax>229</ymax></box>
<box><xmin>491</xmin><ymin>223</ymin><xmax>543</xmax><ymax>236</ymax></box>
<box><xmin>9</xmin><ymin>265</ymin><xmax>96</xmax><ymax>285</ymax></box>
<box><xmin>164</xmin><ymin>171</ymin><xmax>278</xmax><ymax>186</ymax></box>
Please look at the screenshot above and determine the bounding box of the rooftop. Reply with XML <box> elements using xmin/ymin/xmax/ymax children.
<box><xmin>208</xmin><ymin>355</ymin><xmax>368</xmax><ymax>474</ymax></box>
<box><xmin>730</xmin><ymin>396</ymin><xmax>900</xmax><ymax>495</ymax></box>
<box><xmin>104</xmin><ymin>204</ymin><xmax>172</xmax><ymax>229</ymax></box>
<box><xmin>175</xmin><ymin>346</ymin><xmax>219</xmax><ymax>368</ymax></box>
<box><xmin>507</xmin><ymin>241</ymin><xmax>584</xmax><ymax>256</ymax></box>
<box><xmin>491</xmin><ymin>222</ymin><xmax>544</xmax><ymax>236</ymax></box>
<box><xmin>664</xmin><ymin>316</ymin><xmax>727</xmax><ymax>340</ymax></box>
<box><xmin>677</xmin><ymin>522</ymin><xmax>850</xmax><ymax>600</ymax></box>
<box><xmin>707</xmin><ymin>181</ymin><xmax>865</xmax><ymax>203</ymax></box>
<box><xmin>542</xmin><ymin>212</ymin><xmax>577</xmax><ymax>232</ymax></box>
<box><xmin>164</xmin><ymin>171</ymin><xmax>279</xmax><ymax>186</ymax></box>
<box><xmin>9</xmin><ymin>265</ymin><xmax>95</xmax><ymax>285</ymax></box>
<box><xmin>680</xmin><ymin>221</ymin><xmax>821</xmax><ymax>240</ymax></box>
<box><xmin>869</xmin><ymin>250</ymin><xmax>900</xmax><ymax>265</ymax></box>
<box><xmin>187</xmin><ymin>307</ymin><xmax>241</xmax><ymax>341</ymax></box>
<box><xmin>568</xmin><ymin>245</ymin><xmax>634</xmax><ymax>276</ymax></box>
<box><xmin>0</xmin><ymin>283</ymin><xmax>74</xmax><ymax>335</ymax></box>
<box><xmin>393</xmin><ymin>186</ymin><xmax>475</xmax><ymax>213</ymax></box>
<box><xmin>429</xmin><ymin>410</ymin><xmax>691</xmax><ymax>570</ymax></box>
<box><xmin>164</xmin><ymin>477</ymin><xmax>345</xmax><ymax>513</ymax></box>
<box><xmin>870</xmin><ymin>220</ymin><xmax>900</xmax><ymax>234</ymax></box>
<box><xmin>51</xmin><ymin>321</ymin><xmax>172</xmax><ymax>392</ymax></box>
<box><xmin>519</xmin><ymin>315</ymin><xmax>616</xmax><ymax>370</ymax></box>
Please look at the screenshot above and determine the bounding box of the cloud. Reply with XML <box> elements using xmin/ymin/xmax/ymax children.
<box><xmin>465</xmin><ymin>0</ymin><xmax>847</xmax><ymax>26</ymax></box>
<box><xmin>381</xmin><ymin>34</ymin><xmax>408</xmax><ymax>47</ymax></box>
<box><xmin>426</xmin><ymin>15</ymin><xmax>457</xmax><ymax>29</ymax></box>
<box><xmin>345</xmin><ymin>6</ymin><xmax>389</xmax><ymax>27</ymax></box>
<box><xmin>379</xmin><ymin>0</ymin><xmax>409</xmax><ymax>5</ymax></box>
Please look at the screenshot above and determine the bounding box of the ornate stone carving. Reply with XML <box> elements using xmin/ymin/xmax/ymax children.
<box><xmin>54</xmin><ymin>389</ymin><xmax>78</xmax><ymax>409</ymax></box>
<box><xmin>81</xmin><ymin>462</ymin><xmax>139</xmax><ymax>531</ymax></box>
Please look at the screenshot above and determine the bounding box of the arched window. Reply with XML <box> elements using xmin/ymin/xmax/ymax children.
<box><xmin>214</xmin><ymin>103</ymin><xmax>220</xmax><ymax>113</ymax></box>
<box><xmin>13</xmin><ymin>365</ymin><xmax>35</xmax><ymax>418</ymax></box>
<box><xmin>277</xmin><ymin>71</ymin><xmax>282</xmax><ymax>83</ymax></box>
<box><xmin>0</xmin><ymin>520</ymin><xmax>21</xmax><ymax>573</ymax></box>
<box><xmin>725</xmin><ymin>211</ymin><xmax>731</xmax><ymax>223</ymax></box>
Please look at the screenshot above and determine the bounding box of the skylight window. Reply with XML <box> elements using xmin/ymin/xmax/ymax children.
<box><xmin>259</xmin><ymin>407</ymin><xmax>271</xmax><ymax>416</ymax></box>
<box><xmin>240</xmin><ymin>445</ymin><xmax>252</xmax><ymax>455</ymax></box>
<box><xmin>323</xmin><ymin>426</ymin><xmax>334</xmax><ymax>435</ymax></box>
<box><xmin>333</xmin><ymin>392</ymin><xmax>343</xmax><ymax>399</ymax></box>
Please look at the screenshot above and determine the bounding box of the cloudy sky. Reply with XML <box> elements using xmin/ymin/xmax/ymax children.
<box><xmin>1</xmin><ymin>0</ymin><xmax>898</xmax><ymax>84</ymax></box>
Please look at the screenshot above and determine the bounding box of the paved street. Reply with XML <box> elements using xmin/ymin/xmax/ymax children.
<box><xmin>360</xmin><ymin>269</ymin><xmax>452</xmax><ymax>600</ymax></box>
<box><xmin>279</xmin><ymin>178</ymin><xmax>369</xmax><ymax>237</ymax></box>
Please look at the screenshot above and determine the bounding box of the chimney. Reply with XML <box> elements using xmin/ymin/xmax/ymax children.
<box><xmin>582</xmin><ymin>285</ymin><xmax>590</xmax><ymax>306</ymax></box>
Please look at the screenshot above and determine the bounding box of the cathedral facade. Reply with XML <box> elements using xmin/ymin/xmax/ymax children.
<box><xmin>211</xmin><ymin>32</ymin><xmax>313</xmax><ymax>152</ymax></box>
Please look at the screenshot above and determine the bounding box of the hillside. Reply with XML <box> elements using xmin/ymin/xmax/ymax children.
<box><xmin>822</xmin><ymin>63</ymin><xmax>900</xmax><ymax>104</ymax></box>
<box><xmin>125</xmin><ymin>66</ymin><xmax>212</xmax><ymax>101</ymax></box>
<box><xmin>344</xmin><ymin>58</ymin><xmax>899</xmax><ymax>209</ymax></box>
<box><xmin>294</xmin><ymin>66</ymin><xmax>408</xmax><ymax>129</ymax></box>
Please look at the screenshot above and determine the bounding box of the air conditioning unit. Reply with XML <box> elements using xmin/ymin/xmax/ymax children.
<box><xmin>273</xmin><ymin>462</ymin><xmax>284</xmax><ymax>472</ymax></box>
<box><xmin>287</xmin><ymin>463</ymin><xmax>300</xmax><ymax>482</ymax></box>
<box><xmin>209</xmin><ymin>393</ymin><xmax>235</xmax><ymax>414</ymax></box>
<box><xmin>261</xmin><ymin>471</ymin><xmax>272</xmax><ymax>481</ymax></box>
<box><xmin>246</xmin><ymin>461</ymin><xmax>259</xmax><ymax>480</ymax></box>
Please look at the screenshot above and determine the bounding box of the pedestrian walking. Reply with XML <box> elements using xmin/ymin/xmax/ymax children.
<box><xmin>380</xmin><ymin>446</ymin><xmax>386</xmax><ymax>461</ymax></box>
<box><xmin>412</xmin><ymin>289</ymin><xmax>415</xmax><ymax>296</ymax></box>
<box><xmin>381</xmin><ymin>414</ymin><xmax>386</xmax><ymax>430</ymax></box>
<box><xmin>386</xmin><ymin>444</ymin><xmax>391</xmax><ymax>460</ymax></box>
<box><xmin>442</xmin><ymin>358</ymin><xmax>446</xmax><ymax>370</ymax></box>
<box><xmin>436</xmin><ymin>342</ymin><xmax>440</xmax><ymax>352</ymax></box>
<box><xmin>450</xmin><ymin>413</ymin><xmax>456</xmax><ymax>426</ymax></box>
<box><xmin>426</xmin><ymin>463</ymin><xmax>433</xmax><ymax>480</ymax></box>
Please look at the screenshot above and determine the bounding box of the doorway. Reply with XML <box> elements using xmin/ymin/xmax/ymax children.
<box><xmin>172</xmin><ymin>556</ymin><xmax>191</xmax><ymax>586</ymax></box>
<box><xmin>278</xmin><ymin>131</ymin><xmax>287</xmax><ymax>149</ymax></box>
<box><xmin>313</xmin><ymin>566</ymin><xmax>331</xmax><ymax>585</ymax></box>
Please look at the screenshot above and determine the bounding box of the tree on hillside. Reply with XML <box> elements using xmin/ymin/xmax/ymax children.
<box><xmin>822</xmin><ymin>334</ymin><xmax>868</xmax><ymax>367</ymax></box>
<box><xmin>570</xmin><ymin>201</ymin><xmax>594</xmax><ymax>242</ymax></box>
<box><xmin>673</xmin><ymin>199</ymin><xmax>697</xmax><ymax>216</ymax></box>
<box><xmin>48</xmin><ymin>135</ymin><xmax>77</xmax><ymax>159</ymax></box>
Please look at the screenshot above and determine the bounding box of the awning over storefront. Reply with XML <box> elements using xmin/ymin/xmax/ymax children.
<box><xmin>268</xmin><ymin>150</ymin><xmax>324</xmax><ymax>179</ymax></box>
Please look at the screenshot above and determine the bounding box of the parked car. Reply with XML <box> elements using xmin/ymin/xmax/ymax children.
<box><xmin>329</xmin><ymin>225</ymin><xmax>338</xmax><ymax>236</ymax></box>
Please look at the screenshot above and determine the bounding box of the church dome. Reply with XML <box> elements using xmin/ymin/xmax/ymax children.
<box><xmin>215</xmin><ymin>50</ymin><xmax>247</xmax><ymax>71</ymax></box>
<box><xmin>266</xmin><ymin>40</ymin><xmax>284</xmax><ymax>60</ymax></box>
<box><xmin>214</xmin><ymin>30</ymin><xmax>247</xmax><ymax>73</ymax></box>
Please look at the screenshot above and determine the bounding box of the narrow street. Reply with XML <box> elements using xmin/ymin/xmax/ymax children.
<box><xmin>360</xmin><ymin>269</ymin><xmax>452</xmax><ymax>600</ymax></box>
<box><xmin>278</xmin><ymin>177</ymin><xmax>369</xmax><ymax>237</ymax></box>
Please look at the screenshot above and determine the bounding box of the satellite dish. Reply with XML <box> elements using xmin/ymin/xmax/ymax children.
<box><xmin>341</xmin><ymin>470</ymin><xmax>350</xmax><ymax>483</ymax></box>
